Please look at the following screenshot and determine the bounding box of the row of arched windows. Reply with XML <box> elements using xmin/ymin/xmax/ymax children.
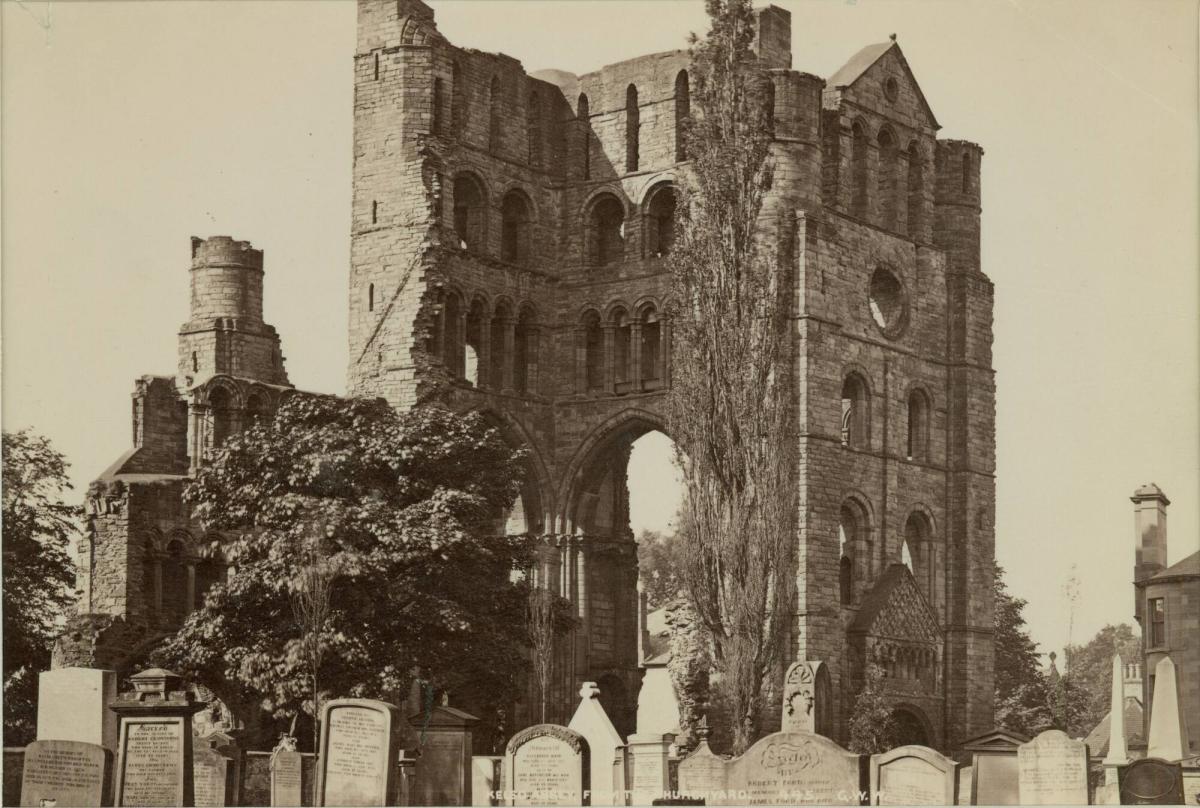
<box><xmin>445</xmin><ymin>173</ymin><xmax>678</xmax><ymax>269</ymax></box>
<box><xmin>205</xmin><ymin>384</ymin><xmax>275</xmax><ymax>452</ymax></box>
<box><xmin>576</xmin><ymin>302</ymin><xmax>668</xmax><ymax>396</ymax></box>
<box><xmin>840</xmin><ymin>372</ymin><xmax>931</xmax><ymax>462</ymax></box>
<box><xmin>849</xmin><ymin>120</ymin><xmax>927</xmax><ymax>237</ymax></box>
<box><xmin>142</xmin><ymin>534</ymin><xmax>225</xmax><ymax>628</ymax></box>
<box><xmin>430</xmin><ymin>290</ymin><xmax>541</xmax><ymax>396</ymax></box>
<box><xmin>839</xmin><ymin>502</ymin><xmax>937</xmax><ymax>609</ymax></box>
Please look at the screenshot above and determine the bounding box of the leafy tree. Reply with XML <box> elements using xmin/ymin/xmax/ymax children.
<box><xmin>667</xmin><ymin>0</ymin><xmax>795</xmax><ymax>754</ymax></box>
<box><xmin>637</xmin><ymin>529</ymin><xmax>686</xmax><ymax>610</ymax></box>
<box><xmin>993</xmin><ymin>564</ymin><xmax>1054</xmax><ymax>736</ymax></box>
<box><xmin>847</xmin><ymin>663</ymin><xmax>895</xmax><ymax>754</ymax></box>
<box><xmin>154</xmin><ymin>394</ymin><xmax>539</xmax><ymax>744</ymax></box>
<box><xmin>2</xmin><ymin>430</ymin><xmax>79</xmax><ymax>745</ymax></box>
<box><xmin>1064</xmin><ymin>623</ymin><xmax>1140</xmax><ymax>737</ymax></box>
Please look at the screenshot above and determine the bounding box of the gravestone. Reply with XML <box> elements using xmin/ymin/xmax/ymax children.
<box><xmin>410</xmin><ymin>703</ymin><xmax>478</xmax><ymax>806</ymax></box>
<box><xmin>270</xmin><ymin>737</ymin><xmax>303</xmax><ymax>807</ymax></box>
<box><xmin>1017</xmin><ymin>729</ymin><xmax>1090</xmax><ymax>805</ymax></box>
<box><xmin>567</xmin><ymin>682</ymin><xmax>625</xmax><ymax>806</ymax></box>
<box><xmin>627</xmin><ymin>732</ymin><xmax>675</xmax><ymax>805</ymax></box>
<box><xmin>1103</xmin><ymin>654</ymin><xmax>1128</xmax><ymax>785</ymax></box>
<box><xmin>676</xmin><ymin>738</ymin><xmax>728</xmax><ymax>802</ymax></box>
<box><xmin>726</xmin><ymin>731</ymin><xmax>863</xmax><ymax>806</ymax></box>
<box><xmin>503</xmin><ymin>724</ymin><xmax>589</xmax><ymax>807</ymax></box>
<box><xmin>202</xmin><ymin>730</ymin><xmax>243</xmax><ymax>806</ymax></box>
<box><xmin>781</xmin><ymin>662</ymin><xmax>831</xmax><ymax>737</ymax></box>
<box><xmin>1119</xmin><ymin>757</ymin><xmax>1185</xmax><ymax>805</ymax></box>
<box><xmin>315</xmin><ymin>698</ymin><xmax>401</xmax><ymax>807</ymax></box>
<box><xmin>37</xmin><ymin>668</ymin><xmax>119</xmax><ymax>754</ymax></box>
<box><xmin>1147</xmin><ymin>656</ymin><xmax>1188</xmax><ymax>762</ymax></box>
<box><xmin>869</xmin><ymin>744</ymin><xmax>959</xmax><ymax>805</ymax></box>
<box><xmin>110</xmin><ymin>668</ymin><xmax>204</xmax><ymax>807</ymax></box>
<box><xmin>471</xmin><ymin>756</ymin><xmax>501</xmax><ymax>807</ymax></box>
<box><xmin>192</xmin><ymin>737</ymin><xmax>234</xmax><ymax>807</ymax></box>
<box><xmin>962</xmin><ymin>728</ymin><xmax>1027</xmax><ymax>806</ymax></box>
<box><xmin>20</xmin><ymin>739</ymin><xmax>111</xmax><ymax>808</ymax></box>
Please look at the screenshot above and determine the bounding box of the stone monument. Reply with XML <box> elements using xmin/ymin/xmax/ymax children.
<box><xmin>626</xmin><ymin>732</ymin><xmax>675</xmax><ymax>805</ymax></box>
<box><xmin>315</xmin><ymin>698</ymin><xmax>401</xmax><ymax>807</ymax></box>
<box><xmin>109</xmin><ymin>667</ymin><xmax>205</xmax><ymax>807</ymax></box>
<box><xmin>37</xmin><ymin>668</ymin><xmax>119</xmax><ymax>753</ymax></box>
<box><xmin>1103</xmin><ymin>654</ymin><xmax>1128</xmax><ymax>786</ymax></box>
<box><xmin>270</xmin><ymin>735</ymin><xmax>303</xmax><ymax>807</ymax></box>
<box><xmin>1147</xmin><ymin>656</ymin><xmax>1188</xmax><ymax>762</ymax></box>
<box><xmin>962</xmin><ymin>727</ymin><xmax>1028</xmax><ymax>805</ymax></box>
<box><xmin>19</xmin><ymin>739</ymin><xmax>111</xmax><ymax>808</ymax></box>
<box><xmin>781</xmin><ymin>661</ymin><xmax>832</xmax><ymax>737</ymax></box>
<box><xmin>726</xmin><ymin>731</ymin><xmax>863</xmax><ymax>806</ymax></box>
<box><xmin>503</xmin><ymin>724</ymin><xmax>590</xmax><ymax>807</ymax></box>
<box><xmin>869</xmin><ymin>744</ymin><xmax>959</xmax><ymax>805</ymax></box>
<box><xmin>676</xmin><ymin>720</ymin><xmax>728</xmax><ymax>802</ymax></box>
<box><xmin>471</xmin><ymin>756</ymin><xmax>501</xmax><ymax>807</ymax></box>
<box><xmin>1119</xmin><ymin>757</ymin><xmax>1185</xmax><ymax>805</ymax></box>
<box><xmin>1017</xmin><ymin>729</ymin><xmax>1090</xmax><ymax>805</ymax></box>
<box><xmin>410</xmin><ymin>702</ymin><xmax>478</xmax><ymax>806</ymax></box>
<box><xmin>566</xmin><ymin>682</ymin><xmax>625</xmax><ymax>807</ymax></box>
<box><xmin>192</xmin><ymin>736</ymin><xmax>234</xmax><ymax>807</ymax></box>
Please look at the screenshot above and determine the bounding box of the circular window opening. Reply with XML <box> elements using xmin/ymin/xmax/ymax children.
<box><xmin>869</xmin><ymin>266</ymin><xmax>907</xmax><ymax>336</ymax></box>
<box><xmin>884</xmin><ymin>77</ymin><xmax>899</xmax><ymax>103</ymax></box>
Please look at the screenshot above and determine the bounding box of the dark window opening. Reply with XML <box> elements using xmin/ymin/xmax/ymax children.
<box><xmin>906</xmin><ymin>389</ymin><xmax>929</xmax><ymax>461</ymax></box>
<box><xmin>514</xmin><ymin>307</ymin><xmax>535</xmax><ymax>395</ymax></box>
<box><xmin>465</xmin><ymin>299</ymin><xmax>485</xmax><ymax>387</ymax></box>
<box><xmin>646</xmin><ymin>186</ymin><xmax>676</xmax><ymax>257</ymax></box>
<box><xmin>371</xmin><ymin>200</ymin><xmax>378</xmax><ymax>224</ymax></box>
<box><xmin>613</xmin><ymin>308</ymin><xmax>631</xmax><ymax>388</ymax></box>
<box><xmin>591</xmin><ymin>195</ymin><xmax>625</xmax><ymax>266</ymax></box>
<box><xmin>452</xmin><ymin>174</ymin><xmax>486</xmax><ymax>252</ymax></box>
<box><xmin>907</xmin><ymin>141</ymin><xmax>923</xmax><ymax>236</ymax></box>
<box><xmin>209</xmin><ymin>387</ymin><xmax>233</xmax><ymax>449</ymax></box>
<box><xmin>432</xmin><ymin>78</ymin><xmax>444</xmax><ymax>135</ymax></box>
<box><xmin>578</xmin><ymin>93</ymin><xmax>592</xmax><ymax>180</ymax></box>
<box><xmin>489</xmin><ymin>76</ymin><xmax>502</xmax><ymax>152</ymax></box>
<box><xmin>841</xmin><ymin>374</ymin><xmax>870</xmax><ymax>449</ymax></box>
<box><xmin>1150</xmin><ymin>597</ymin><xmax>1166</xmax><ymax>647</ymax></box>
<box><xmin>501</xmin><ymin>191</ymin><xmax>532</xmax><ymax>265</ymax></box>
<box><xmin>368</xmin><ymin>283</ymin><xmax>375</xmax><ymax>312</ymax></box>
<box><xmin>640</xmin><ymin>306</ymin><xmax>661</xmax><ymax>383</ymax></box>
<box><xmin>490</xmin><ymin>303</ymin><xmax>511</xmax><ymax>389</ymax></box>
<box><xmin>851</xmin><ymin>121</ymin><xmax>869</xmax><ymax>218</ymax></box>
<box><xmin>625</xmin><ymin>84</ymin><xmax>640</xmax><ymax>172</ymax></box>
<box><xmin>442</xmin><ymin>292</ymin><xmax>463</xmax><ymax>377</ymax></box>
<box><xmin>373</xmin><ymin>53</ymin><xmax>380</xmax><ymax>81</ymax></box>
<box><xmin>584</xmin><ymin>311</ymin><xmax>603</xmax><ymax>391</ymax></box>
<box><xmin>877</xmin><ymin>128</ymin><xmax>898</xmax><ymax>229</ymax></box>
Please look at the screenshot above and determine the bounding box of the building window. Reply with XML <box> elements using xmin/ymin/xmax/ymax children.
<box><xmin>841</xmin><ymin>373</ymin><xmax>870</xmax><ymax>449</ymax></box>
<box><xmin>625</xmin><ymin>84</ymin><xmax>640</xmax><ymax>173</ymax></box>
<box><xmin>452</xmin><ymin>174</ymin><xmax>486</xmax><ymax>252</ymax></box>
<box><xmin>374</xmin><ymin>53</ymin><xmax>380</xmax><ymax>81</ymax></box>
<box><xmin>442</xmin><ymin>291</ymin><xmax>464</xmax><ymax>377</ymax></box>
<box><xmin>639</xmin><ymin>304</ymin><xmax>662</xmax><ymax>384</ymax></box>
<box><xmin>527</xmin><ymin>90</ymin><xmax>541</xmax><ymax>167</ymax></box>
<box><xmin>877</xmin><ymin>127</ymin><xmax>898</xmax><ymax>229</ymax></box>
<box><xmin>161</xmin><ymin>539</ymin><xmax>188</xmax><ymax>625</ymax></box>
<box><xmin>904</xmin><ymin>512</ymin><xmax>935</xmax><ymax>602</ymax></box>
<box><xmin>514</xmin><ymin>306</ymin><xmax>536</xmax><ymax>395</ymax></box>
<box><xmin>612</xmin><ymin>307</ymin><xmax>631</xmax><ymax>388</ymax></box>
<box><xmin>578</xmin><ymin>93</ymin><xmax>591</xmax><ymax>180</ymax></box>
<box><xmin>851</xmin><ymin>121</ymin><xmax>869</xmax><ymax>218</ymax></box>
<box><xmin>646</xmin><ymin>185</ymin><xmax>676</xmax><ymax>257</ymax></box>
<box><xmin>839</xmin><ymin>499</ymin><xmax>873</xmax><ymax>605</ymax></box>
<box><xmin>465</xmin><ymin>298</ymin><xmax>486</xmax><ymax>387</ymax></box>
<box><xmin>245</xmin><ymin>393</ymin><xmax>270</xmax><ymax>426</ymax></box>
<box><xmin>1149</xmin><ymin>597</ymin><xmax>1166</xmax><ymax>647</ymax></box>
<box><xmin>368</xmin><ymin>283</ymin><xmax>375</xmax><ymax>312</ymax></box>
<box><xmin>907</xmin><ymin>141</ymin><xmax>923</xmax><ymax>237</ymax></box>
<box><xmin>590</xmin><ymin>195</ymin><xmax>625</xmax><ymax>266</ymax></box>
<box><xmin>489</xmin><ymin>75</ymin><xmax>502</xmax><ymax>152</ymax></box>
<box><xmin>906</xmin><ymin>388</ymin><xmax>930</xmax><ymax>461</ymax></box>
<box><xmin>209</xmin><ymin>387</ymin><xmax>233</xmax><ymax>449</ymax></box>
<box><xmin>451</xmin><ymin>62</ymin><xmax>463</xmax><ymax>132</ymax></box>
<box><xmin>583</xmin><ymin>310</ymin><xmax>603</xmax><ymax>392</ymax></box>
<box><xmin>490</xmin><ymin>301</ymin><xmax>512</xmax><ymax>389</ymax></box>
<box><xmin>501</xmin><ymin>190</ymin><xmax>532</xmax><ymax>265</ymax></box>
<box><xmin>674</xmin><ymin>71</ymin><xmax>690</xmax><ymax>162</ymax></box>
<box><xmin>431</xmin><ymin>78</ymin><xmax>445</xmax><ymax>135</ymax></box>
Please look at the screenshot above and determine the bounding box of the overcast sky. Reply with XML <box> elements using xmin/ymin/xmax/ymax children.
<box><xmin>4</xmin><ymin>0</ymin><xmax>1197</xmax><ymax>663</ymax></box>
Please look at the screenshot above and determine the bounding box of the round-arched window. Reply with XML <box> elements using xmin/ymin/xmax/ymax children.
<box><xmin>868</xmin><ymin>266</ymin><xmax>908</xmax><ymax>337</ymax></box>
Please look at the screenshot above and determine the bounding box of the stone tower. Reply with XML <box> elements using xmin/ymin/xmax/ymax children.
<box><xmin>348</xmin><ymin>0</ymin><xmax>996</xmax><ymax>748</ymax></box>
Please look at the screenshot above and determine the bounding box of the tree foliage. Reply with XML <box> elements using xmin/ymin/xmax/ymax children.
<box><xmin>636</xmin><ymin>529</ymin><xmax>687</xmax><ymax>611</ymax></box>
<box><xmin>1063</xmin><ymin>624</ymin><xmax>1141</xmax><ymax>737</ymax></box>
<box><xmin>2</xmin><ymin>429</ymin><xmax>79</xmax><ymax>745</ymax></box>
<box><xmin>667</xmin><ymin>0</ymin><xmax>795</xmax><ymax>754</ymax></box>
<box><xmin>848</xmin><ymin>663</ymin><xmax>895</xmax><ymax>754</ymax></box>
<box><xmin>153</xmin><ymin>394</ymin><xmax>538</xmax><ymax>742</ymax></box>
<box><xmin>993</xmin><ymin>564</ymin><xmax>1054</xmax><ymax>735</ymax></box>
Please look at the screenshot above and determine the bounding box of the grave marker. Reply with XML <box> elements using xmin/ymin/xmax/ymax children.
<box><xmin>567</xmin><ymin>682</ymin><xmax>625</xmax><ymax>806</ymax></box>
<box><xmin>110</xmin><ymin>668</ymin><xmax>204</xmax><ymax>807</ymax></box>
<box><xmin>726</xmin><ymin>731</ymin><xmax>863</xmax><ymax>806</ymax></box>
<box><xmin>192</xmin><ymin>739</ymin><xmax>234</xmax><ymax>807</ymax></box>
<box><xmin>503</xmin><ymin>724</ymin><xmax>589</xmax><ymax>807</ymax></box>
<box><xmin>627</xmin><ymin>732</ymin><xmax>674</xmax><ymax>805</ymax></box>
<box><xmin>963</xmin><ymin>727</ymin><xmax>1027</xmax><ymax>806</ymax></box>
<box><xmin>270</xmin><ymin>737</ymin><xmax>303</xmax><ymax>808</ymax></box>
<box><xmin>19</xmin><ymin>739</ymin><xmax>111</xmax><ymax>808</ymax></box>
<box><xmin>471</xmin><ymin>756</ymin><xmax>501</xmax><ymax>807</ymax></box>
<box><xmin>1016</xmin><ymin>729</ymin><xmax>1089</xmax><ymax>805</ymax></box>
<box><xmin>1147</xmin><ymin>656</ymin><xmax>1188</xmax><ymax>762</ymax></box>
<box><xmin>781</xmin><ymin>662</ymin><xmax>831</xmax><ymax>737</ymax></box>
<box><xmin>315</xmin><ymin>698</ymin><xmax>401</xmax><ymax>807</ymax></box>
<box><xmin>676</xmin><ymin>734</ymin><xmax>727</xmax><ymax>802</ymax></box>
<box><xmin>1118</xmin><ymin>757</ymin><xmax>1185</xmax><ymax>805</ymax></box>
<box><xmin>37</xmin><ymin>668</ymin><xmax>119</xmax><ymax>753</ymax></box>
<box><xmin>869</xmin><ymin>744</ymin><xmax>959</xmax><ymax>805</ymax></box>
<box><xmin>410</xmin><ymin>703</ymin><xmax>478</xmax><ymax>806</ymax></box>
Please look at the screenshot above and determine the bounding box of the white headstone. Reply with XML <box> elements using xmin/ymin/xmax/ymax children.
<box><xmin>1017</xmin><ymin>729</ymin><xmax>1090</xmax><ymax>805</ymax></box>
<box><xmin>727</xmin><ymin>731</ymin><xmax>862</xmax><ymax>805</ymax></box>
<box><xmin>627</xmin><ymin>732</ymin><xmax>674</xmax><ymax>806</ymax></box>
<box><xmin>20</xmin><ymin>739</ymin><xmax>111</xmax><ymax>808</ymax></box>
<box><xmin>1103</xmin><ymin>654</ymin><xmax>1127</xmax><ymax>785</ymax></box>
<box><xmin>37</xmin><ymin>668</ymin><xmax>119</xmax><ymax>752</ymax></box>
<box><xmin>567</xmin><ymin>682</ymin><xmax>625</xmax><ymax>806</ymax></box>
<box><xmin>503</xmin><ymin>724</ymin><xmax>589</xmax><ymax>807</ymax></box>
<box><xmin>1147</xmin><ymin>656</ymin><xmax>1188</xmax><ymax>761</ymax></box>
<box><xmin>870</xmin><ymin>745</ymin><xmax>959</xmax><ymax>805</ymax></box>
<box><xmin>315</xmin><ymin>698</ymin><xmax>401</xmax><ymax>807</ymax></box>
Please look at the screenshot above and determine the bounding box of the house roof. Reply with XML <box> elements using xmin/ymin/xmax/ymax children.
<box><xmin>826</xmin><ymin>39</ymin><xmax>940</xmax><ymax>130</ymax></box>
<box><xmin>1083</xmin><ymin>696</ymin><xmax>1145</xmax><ymax>758</ymax></box>
<box><xmin>1150</xmin><ymin>550</ymin><xmax>1199</xmax><ymax>581</ymax></box>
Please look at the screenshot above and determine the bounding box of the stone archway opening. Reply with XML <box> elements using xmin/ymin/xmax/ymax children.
<box><xmin>890</xmin><ymin>705</ymin><xmax>931</xmax><ymax>747</ymax></box>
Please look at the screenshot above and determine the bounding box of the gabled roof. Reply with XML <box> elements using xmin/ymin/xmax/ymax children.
<box><xmin>1150</xmin><ymin>550</ymin><xmax>1199</xmax><ymax>581</ymax></box>
<box><xmin>827</xmin><ymin>39</ymin><xmax>940</xmax><ymax>130</ymax></box>
<box><xmin>962</xmin><ymin>728</ymin><xmax>1030</xmax><ymax>752</ymax></box>
<box><xmin>850</xmin><ymin>563</ymin><xmax>941</xmax><ymax>643</ymax></box>
<box><xmin>1084</xmin><ymin>696</ymin><xmax>1144</xmax><ymax>758</ymax></box>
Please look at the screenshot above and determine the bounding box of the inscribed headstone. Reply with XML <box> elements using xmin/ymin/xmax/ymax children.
<box><xmin>781</xmin><ymin>662</ymin><xmax>831</xmax><ymax>736</ymax></box>
<box><xmin>1119</xmin><ymin>757</ymin><xmax>1185</xmax><ymax>805</ymax></box>
<box><xmin>192</xmin><ymin>742</ymin><xmax>233</xmax><ymax>807</ymax></box>
<box><xmin>270</xmin><ymin>739</ymin><xmax>303</xmax><ymax>808</ymax></box>
<box><xmin>37</xmin><ymin>668</ymin><xmax>119</xmax><ymax>753</ymax></box>
<box><xmin>115</xmin><ymin>719</ymin><xmax>189</xmax><ymax>806</ymax></box>
<box><xmin>504</xmin><ymin>724</ymin><xmax>589</xmax><ymax>807</ymax></box>
<box><xmin>962</xmin><ymin>728</ymin><xmax>1027</xmax><ymax>806</ymax></box>
<box><xmin>315</xmin><ymin>698</ymin><xmax>400</xmax><ymax>807</ymax></box>
<box><xmin>726</xmin><ymin>731</ymin><xmax>862</xmax><ymax>806</ymax></box>
<box><xmin>677</xmin><ymin>741</ymin><xmax>728</xmax><ymax>802</ymax></box>
<box><xmin>869</xmin><ymin>744</ymin><xmax>958</xmax><ymax>805</ymax></box>
<box><xmin>627</xmin><ymin>732</ymin><xmax>674</xmax><ymax>805</ymax></box>
<box><xmin>1017</xmin><ymin>729</ymin><xmax>1089</xmax><ymax>805</ymax></box>
<box><xmin>20</xmin><ymin>739</ymin><xmax>111</xmax><ymax>808</ymax></box>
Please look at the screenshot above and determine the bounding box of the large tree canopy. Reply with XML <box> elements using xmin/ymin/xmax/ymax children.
<box><xmin>2</xmin><ymin>429</ymin><xmax>79</xmax><ymax>745</ymax></box>
<box><xmin>154</xmin><ymin>394</ymin><xmax>537</xmax><ymax>742</ymax></box>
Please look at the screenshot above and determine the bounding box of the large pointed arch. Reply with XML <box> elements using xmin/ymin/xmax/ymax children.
<box><xmin>476</xmin><ymin>409</ymin><xmax>553</xmax><ymax>535</ymax></box>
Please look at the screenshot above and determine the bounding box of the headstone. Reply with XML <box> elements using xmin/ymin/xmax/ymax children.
<box><xmin>676</xmin><ymin>739</ymin><xmax>728</xmax><ymax>802</ymax></box>
<box><xmin>315</xmin><ymin>698</ymin><xmax>401</xmax><ymax>807</ymax></box>
<box><xmin>1147</xmin><ymin>656</ymin><xmax>1188</xmax><ymax>761</ymax></box>
<box><xmin>203</xmin><ymin>730</ymin><xmax>243</xmax><ymax>806</ymax></box>
<box><xmin>110</xmin><ymin>668</ymin><xmax>204</xmax><ymax>807</ymax></box>
<box><xmin>270</xmin><ymin>737</ymin><xmax>303</xmax><ymax>808</ymax></box>
<box><xmin>962</xmin><ymin>728</ymin><xmax>1027</xmax><ymax>806</ymax></box>
<box><xmin>567</xmin><ymin>682</ymin><xmax>625</xmax><ymax>806</ymax></box>
<box><xmin>956</xmin><ymin>764</ymin><xmax>972</xmax><ymax>806</ymax></box>
<box><xmin>1103</xmin><ymin>654</ymin><xmax>1128</xmax><ymax>785</ymax></box>
<box><xmin>780</xmin><ymin>661</ymin><xmax>831</xmax><ymax>737</ymax></box>
<box><xmin>37</xmin><ymin>668</ymin><xmax>120</xmax><ymax>753</ymax></box>
<box><xmin>627</xmin><ymin>732</ymin><xmax>675</xmax><ymax>805</ymax></box>
<box><xmin>410</xmin><ymin>703</ymin><xmax>478</xmax><ymax>806</ymax></box>
<box><xmin>1017</xmin><ymin>729</ymin><xmax>1090</xmax><ymax>805</ymax></box>
<box><xmin>192</xmin><ymin>739</ymin><xmax>234</xmax><ymax>807</ymax></box>
<box><xmin>503</xmin><ymin>724</ymin><xmax>589</xmax><ymax>807</ymax></box>
<box><xmin>19</xmin><ymin>739</ymin><xmax>111</xmax><ymax>808</ymax></box>
<box><xmin>1119</xmin><ymin>757</ymin><xmax>1185</xmax><ymax>805</ymax></box>
<box><xmin>471</xmin><ymin>756</ymin><xmax>501</xmax><ymax>807</ymax></box>
<box><xmin>726</xmin><ymin>731</ymin><xmax>863</xmax><ymax>806</ymax></box>
<box><xmin>869</xmin><ymin>744</ymin><xmax>959</xmax><ymax>805</ymax></box>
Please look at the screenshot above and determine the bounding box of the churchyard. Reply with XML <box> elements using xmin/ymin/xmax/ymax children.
<box><xmin>5</xmin><ymin>652</ymin><xmax>1196</xmax><ymax>806</ymax></box>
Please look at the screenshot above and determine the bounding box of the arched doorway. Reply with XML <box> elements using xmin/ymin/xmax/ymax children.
<box><xmin>890</xmin><ymin>706</ymin><xmax>931</xmax><ymax>747</ymax></box>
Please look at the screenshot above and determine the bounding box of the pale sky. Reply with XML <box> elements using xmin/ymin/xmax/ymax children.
<box><xmin>4</xmin><ymin>0</ymin><xmax>1198</xmax><ymax>663</ymax></box>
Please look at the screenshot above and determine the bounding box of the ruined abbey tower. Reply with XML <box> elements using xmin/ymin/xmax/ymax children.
<box><xmin>62</xmin><ymin>0</ymin><xmax>995</xmax><ymax>753</ymax></box>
